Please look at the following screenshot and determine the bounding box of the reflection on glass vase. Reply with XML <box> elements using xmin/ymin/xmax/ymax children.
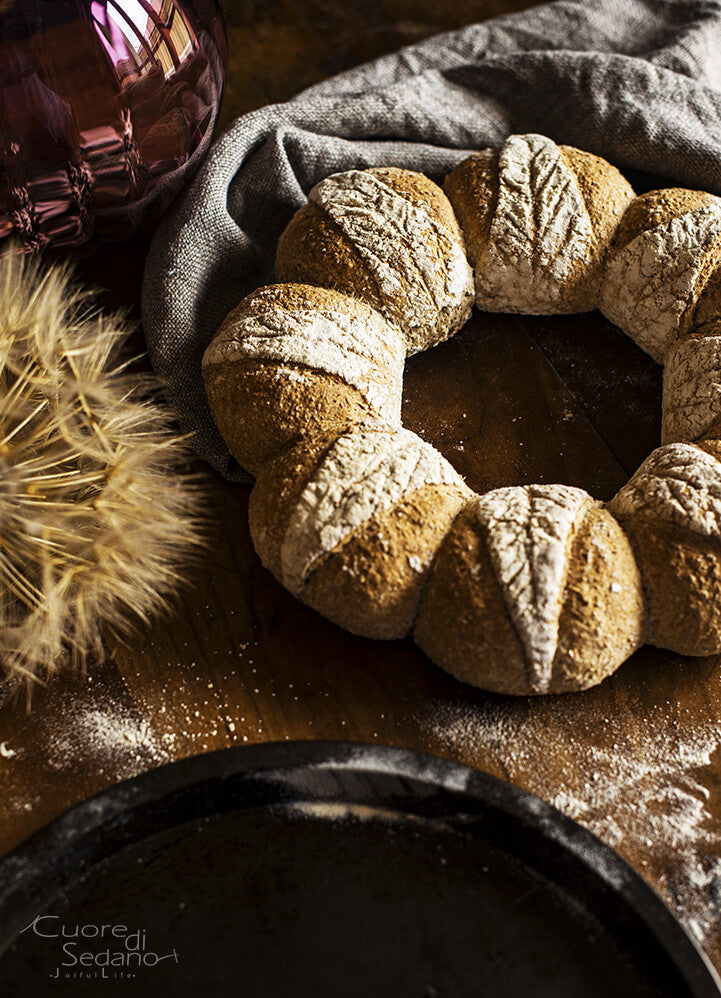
<box><xmin>0</xmin><ymin>0</ymin><xmax>227</xmax><ymax>251</ymax></box>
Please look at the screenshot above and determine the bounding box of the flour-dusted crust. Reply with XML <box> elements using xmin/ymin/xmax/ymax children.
<box><xmin>203</xmin><ymin>284</ymin><xmax>404</xmax><ymax>474</ymax></box>
<box><xmin>206</xmin><ymin>137</ymin><xmax>721</xmax><ymax>694</ymax></box>
<box><xmin>443</xmin><ymin>149</ymin><xmax>498</xmax><ymax>269</ymax></box>
<box><xmin>663</xmin><ymin>335</ymin><xmax>721</xmax><ymax>444</ymax></box>
<box><xmin>280</xmin><ymin>426</ymin><xmax>468</xmax><ymax>594</ymax></box>
<box><xmin>415</xmin><ymin>498</ymin><xmax>645</xmax><ymax>695</ymax></box>
<box><xmin>310</xmin><ymin>172</ymin><xmax>473</xmax><ymax>351</ymax></box>
<box><xmin>473</xmin><ymin>484</ymin><xmax>594</xmax><ymax>692</ymax></box>
<box><xmin>445</xmin><ymin>134</ymin><xmax>634</xmax><ymax>315</ymax></box>
<box><xmin>204</xmin><ymin>300</ymin><xmax>404</xmax><ymax>422</ymax></box>
<box><xmin>300</xmin><ymin>480</ymin><xmax>470</xmax><ymax>639</ymax></box>
<box><xmin>689</xmin><ymin>263</ymin><xmax>721</xmax><ymax>337</ymax></box>
<box><xmin>600</xmin><ymin>201</ymin><xmax>721</xmax><ymax>363</ymax></box>
<box><xmin>608</xmin><ymin>443</ymin><xmax>721</xmax><ymax>656</ymax></box>
<box><xmin>477</xmin><ymin>135</ymin><xmax>595</xmax><ymax>313</ymax></box>
<box><xmin>608</xmin><ymin>443</ymin><xmax>721</xmax><ymax>538</ymax></box>
<box><xmin>276</xmin><ymin>168</ymin><xmax>474</xmax><ymax>355</ymax></box>
<box><xmin>250</xmin><ymin>426</ymin><xmax>472</xmax><ymax>639</ymax></box>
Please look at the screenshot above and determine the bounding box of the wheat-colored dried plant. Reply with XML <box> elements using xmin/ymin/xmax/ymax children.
<box><xmin>0</xmin><ymin>252</ymin><xmax>201</xmax><ymax>692</ymax></box>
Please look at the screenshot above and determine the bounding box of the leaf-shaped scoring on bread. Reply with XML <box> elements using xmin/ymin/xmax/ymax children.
<box><xmin>310</xmin><ymin>170</ymin><xmax>473</xmax><ymax>349</ymax></box>
<box><xmin>474</xmin><ymin>483</ymin><xmax>595</xmax><ymax>692</ymax></box>
<box><xmin>476</xmin><ymin>134</ymin><xmax>595</xmax><ymax>313</ymax></box>
<box><xmin>609</xmin><ymin>443</ymin><xmax>721</xmax><ymax>537</ymax></box>
<box><xmin>600</xmin><ymin>204</ymin><xmax>721</xmax><ymax>363</ymax></box>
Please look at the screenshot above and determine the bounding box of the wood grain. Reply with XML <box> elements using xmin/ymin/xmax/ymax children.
<box><xmin>3</xmin><ymin>0</ymin><xmax>721</xmax><ymax>979</ymax></box>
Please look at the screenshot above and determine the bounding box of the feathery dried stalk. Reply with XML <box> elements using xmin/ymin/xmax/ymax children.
<box><xmin>0</xmin><ymin>252</ymin><xmax>202</xmax><ymax>691</ymax></box>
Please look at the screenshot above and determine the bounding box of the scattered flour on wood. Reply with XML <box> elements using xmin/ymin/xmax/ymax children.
<box><xmin>416</xmin><ymin>692</ymin><xmax>721</xmax><ymax>950</ymax></box>
<box><xmin>0</xmin><ymin>691</ymin><xmax>170</xmax><ymax>828</ymax></box>
<box><xmin>47</xmin><ymin>705</ymin><xmax>169</xmax><ymax>781</ymax></box>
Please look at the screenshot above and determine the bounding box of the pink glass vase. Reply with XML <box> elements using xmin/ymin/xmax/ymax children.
<box><xmin>0</xmin><ymin>0</ymin><xmax>227</xmax><ymax>250</ymax></box>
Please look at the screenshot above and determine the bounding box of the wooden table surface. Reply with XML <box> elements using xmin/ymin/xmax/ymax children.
<box><xmin>4</xmin><ymin>0</ymin><xmax>721</xmax><ymax>979</ymax></box>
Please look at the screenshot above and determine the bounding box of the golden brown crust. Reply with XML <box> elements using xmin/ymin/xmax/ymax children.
<box><xmin>229</xmin><ymin>282</ymin><xmax>376</xmax><ymax>319</ymax></box>
<box><xmin>443</xmin><ymin>151</ymin><xmax>499</xmax><ymax>267</ymax></box>
<box><xmin>301</xmin><ymin>482</ymin><xmax>470</xmax><ymax>640</ymax></box>
<box><xmin>416</xmin><ymin>504</ymin><xmax>646</xmax><ymax>695</ymax></box>
<box><xmin>558</xmin><ymin>147</ymin><xmax>635</xmax><ymax>253</ymax></box>
<box><xmin>698</xmin><ymin>435</ymin><xmax>721</xmax><ymax>461</ymax></box>
<box><xmin>615</xmin><ymin>514</ymin><xmax>721</xmax><ymax>656</ymax></box>
<box><xmin>414</xmin><ymin>504</ymin><xmax>528</xmax><ymax>694</ymax></box>
<box><xmin>275</xmin><ymin>168</ymin><xmax>473</xmax><ymax>355</ymax></box>
<box><xmin>204</xmin><ymin>282</ymin><xmax>402</xmax><ymax>476</ymax></box>
<box><xmin>275</xmin><ymin>202</ymin><xmax>385</xmax><ymax>309</ymax></box>
<box><xmin>204</xmin><ymin>360</ymin><xmax>376</xmax><ymax>477</ymax></box>
<box><xmin>602</xmin><ymin>187</ymin><xmax>721</xmax><ymax>345</ymax></box>
<box><xmin>248</xmin><ymin>430</ymin><xmax>348</xmax><ymax>579</ymax></box>
<box><xmin>609</xmin><ymin>188</ymin><xmax>714</xmax><ymax>258</ymax></box>
<box><xmin>445</xmin><ymin>144</ymin><xmax>633</xmax><ymax>316</ymax></box>
<box><xmin>552</xmin><ymin>507</ymin><xmax>646</xmax><ymax>692</ymax></box>
<box><xmin>369</xmin><ymin>167</ymin><xmax>465</xmax><ymax>245</ymax></box>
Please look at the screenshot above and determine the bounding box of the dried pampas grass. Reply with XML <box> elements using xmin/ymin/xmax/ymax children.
<box><xmin>0</xmin><ymin>252</ymin><xmax>201</xmax><ymax>692</ymax></box>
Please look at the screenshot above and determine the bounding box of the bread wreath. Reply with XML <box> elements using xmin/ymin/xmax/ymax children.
<box><xmin>202</xmin><ymin>135</ymin><xmax>721</xmax><ymax>695</ymax></box>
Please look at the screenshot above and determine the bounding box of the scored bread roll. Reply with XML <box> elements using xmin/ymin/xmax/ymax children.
<box><xmin>249</xmin><ymin>425</ymin><xmax>473</xmax><ymax>639</ymax></box>
<box><xmin>600</xmin><ymin>189</ymin><xmax>721</xmax><ymax>363</ymax></box>
<box><xmin>444</xmin><ymin>134</ymin><xmax>635</xmax><ymax>315</ymax></box>
<box><xmin>275</xmin><ymin>167</ymin><xmax>475</xmax><ymax>355</ymax></box>
<box><xmin>202</xmin><ymin>284</ymin><xmax>404</xmax><ymax>476</ymax></box>
<box><xmin>662</xmin><ymin>334</ymin><xmax>721</xmax><ymax>444</ymax></box>
<box><xmin>414</xmin><ymin>484</ymin><xmax>646</xmax><ymax>695</ymax></box>
<box><xmin>607</xmin><ymin>442</ymin><xmax>721</xmax><ymax>655</ymax></box>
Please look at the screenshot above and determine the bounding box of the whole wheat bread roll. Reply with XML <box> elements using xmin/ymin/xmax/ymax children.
<box><xmin>415</xmin><ymin>484</ymin><xmax>646</xmax><ymax>695</ymax></box>
<box><xmin>607</xmin><ymin>442</ymin><xmax>721</xmax><ymax>655</ymax></box>
<box><xmin>249</xmin><ymin>425</ymin><xmax>472</xmax><ymax>639</ymax></box>
<box><xmin>202</xmin><ymin>284</ymin><xmax>404</xmax><ymax>475</ymax></box>
<box><xmin>275</xmin><ymin>167</ymin><xmax>475</xmax><ymax>355</ymax></box>
<box><xmin>444</xmin><ymin>134</ymin><xmax>635</xmax><ymax>315</ymax></box>
<box><xmin>600</xmin><ymin>189</ymin><xmax>721</xmax><ymax>363</ymax></box>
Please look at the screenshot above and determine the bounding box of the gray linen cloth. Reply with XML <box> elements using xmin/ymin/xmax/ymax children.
<box><xmin>141</xmin><ymin>0</ymin><xmax>721</xmax><ymax>483</ymax></box>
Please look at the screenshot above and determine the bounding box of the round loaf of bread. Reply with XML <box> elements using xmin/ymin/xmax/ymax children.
<box><xmin>202</xmin><ymin>284</ymin><xmax>405</xmax><ymax>475</ymax></box>
<box><xmin>249</xmin><ymin>425</ymin><xmax>473</xmax><ymax>640</ymax></box>
<box><xmin>414</xmin><ymin>484</ymin><xmax>646</xmax><ymax>695</ymax></box>
<box><xmin>275</xmin><ymin>167</ymin><xmax>475</xmax><ymax>355</ymax></box>
<box><xmin>600</xmin><ymin>189</ymin><xmax>721</xmax><ymax>363</ymax></box>
<box><xmin>607</xmin><ymin>442</ymin><xmax>721</xmax><ymax>655</ymax></box>
<box><xmin>444</xmin><ymin>134</ymin><xmax>635</xmax><ymax>315</ymax></box>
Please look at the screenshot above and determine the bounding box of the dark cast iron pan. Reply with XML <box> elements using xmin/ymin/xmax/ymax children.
<box><xmin>0</xmin><ymin>740</ymin><xmax>718</xmax><ymax>997</ymax></box>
